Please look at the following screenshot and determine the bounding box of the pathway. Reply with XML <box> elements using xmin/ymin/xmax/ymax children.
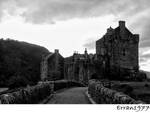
<box><xmin>46</xmin><ymin>87</ymin><xmax>91</xmax><ymax>104</ymax></box>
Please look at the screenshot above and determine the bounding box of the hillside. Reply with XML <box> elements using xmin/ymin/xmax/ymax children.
<box><xmin>145</xmin><ymin>71</ymin><xmax>150</xmax><ymax>78</ymax></box>
<box><xmin>0</xmin><ymin>38</ymin><xmax>50</xmax><ymax>88</ymax></box>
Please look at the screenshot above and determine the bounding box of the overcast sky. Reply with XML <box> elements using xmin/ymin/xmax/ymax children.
<box><xmin>0</xmin><ymin>0</ymin><xmax>150</xmax><ymax>71</ymax></box>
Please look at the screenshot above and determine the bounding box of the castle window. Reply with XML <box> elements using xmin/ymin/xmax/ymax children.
<box><xmin>123</xmin><ymin>49</ymin><xmax>126</xmax><ymax>56</ymax></box>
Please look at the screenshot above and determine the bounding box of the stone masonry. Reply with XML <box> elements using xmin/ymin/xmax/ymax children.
<box><xmin>96</xmin><ymin>21</ymin><xmax>139</xmax><ymax>79</ymax></box>
<box><xmin>41</xmin><ymin>21</ymin><xmax>143</xmax><ymax>83</ymax></box>
<box><xmin>41</xmin><ymin>49</ymin><xmax>64</xmax><ymax>81</ymax></box>
<box><xmin>64</xmin><ymin>49</ymin><xmax>96</xmax><ymax>85</ymax></box>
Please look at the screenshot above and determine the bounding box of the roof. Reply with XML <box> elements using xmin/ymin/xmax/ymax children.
<box><xmin>114</xmin><ymin>27</ymin><xmax>133</xmax><ymax>36</ymax></box>
<box><xmin>96</xmin><ymin>26</ymin><xmax>134</xmax><ymax>43</ymax></box>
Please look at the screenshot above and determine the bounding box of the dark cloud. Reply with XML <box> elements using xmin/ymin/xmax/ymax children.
<box><xmin>129</xmin><ymin>12</ymin><xmax>150</xmax><ymax>48</ymax></box>
<box><xmin>139</xmin><ymin>58</ymin><xmax>146</xmax><ymax>63</ymax></box>
<box><xmin>21</xmin><ymin>0</ymin><xmax>150</xmax><ymax>24</ymax></box>
<box><xmin>140</xmin><ymin>53</ymin><xmax>150</xmax><ymax>65</ymax></box>
<box><xmin>141</xmin><ymin>54</ymin><xmax>150</xmax><ymax>59</ymax></box>
<box><xmin>0</xmin><ymin>0</ymin><xmax>149</xmax><ymax>24</ymax></box>
<box><xmin>16</xmin><ymin>0</ymin><xmax>114</xmax><ymax>24</ymax></box>
<box><xmin>0</xmin><ymin>0</ymin><xmax>150</xmax><ymax>48</ymax></box>
<box><xmin>140</xmin><ymin>39</ymin><xmax>150</xmax><ymax>48</ymax></box>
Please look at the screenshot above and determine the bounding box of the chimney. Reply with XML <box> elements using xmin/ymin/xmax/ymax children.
<box><xmin>84</xmin><ymin>48</ymin><xmax>88</xmax><ymax>59</ymax></box>
<box><xmin>84</xmin><ymin>48</ymin><xmax>87</xmax><ymax>54</ymax></box>
<box><xmin>119</xmin><ymin>21</ymin><xmax>125</xmax><ymax>28</ymax></box>
<box><xmin>119</xmin><ymin>21</ymin><xmax>126</xmax><ymax>37</ymax></box>
<box><xmin>55</xmin><ymin>49</ymin><xmax>59</xmax><ymax>54</ymax></box>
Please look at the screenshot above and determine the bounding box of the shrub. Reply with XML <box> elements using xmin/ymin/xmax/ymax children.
<box><xmin>0</xmin><ymin>39</ymin><xmax>50</xmax><ymax>87</ymax></box>
<box><xmin>8</xmin><ymin>75</ymin><xmax>29</xmax><ymax>89</ymax></box>
<box><xmin>144</xmin><ymin>83</ymin><xmax>149</xmax><ymax>87</ymax></box>
<box><xmin>0</xmin><ymin>82</ymin><xmax>53</xmax><ymax>104</ymax></box>
<box><xmin>136</xmin><ymin>71</ymin><xmax>147</xmax><ymax>81</ymax></box>
<box><xmin>119</xmin><ymin>84</ymin><xmax>133</xmax><ymax>94</ymax></box>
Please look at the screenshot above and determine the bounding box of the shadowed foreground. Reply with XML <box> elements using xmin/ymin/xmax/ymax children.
<box><xmin>46</xmin><ymin>87</ymin><xmax>91</xmax><ymax>104</ymax></box>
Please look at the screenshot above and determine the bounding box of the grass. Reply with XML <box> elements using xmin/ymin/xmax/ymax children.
<box><xmin>0</xmin><ymin>88</ymin><xmax>8</xmax><ymax>93</ymax></box>
<box><xmin>111</xmin><ymin>81</ymin><xmax>150</xmax><ymax>103</ymax></box>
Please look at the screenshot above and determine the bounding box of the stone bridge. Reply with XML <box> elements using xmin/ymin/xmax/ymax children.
<box><xmin>0</xmin><ymin>80</ymin><xmax>145</xmax><ymax>104</ymax></box>
<box><xmin>45</xmin><ymin>87</ymin><xmax>90</xmax><ymax>104</ymax></box>
<box><xmin>0</xmin><ymin>80</ymin><xmax>91</xmax><ymax>104</ymax></box>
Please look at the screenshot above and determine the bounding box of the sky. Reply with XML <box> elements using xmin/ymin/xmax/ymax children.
<box><xmin>0</xmin><ymin>0</ymin><xmax>150</xmax><ymax>71</ymax></box>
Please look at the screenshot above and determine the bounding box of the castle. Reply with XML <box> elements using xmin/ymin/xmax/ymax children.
<box><xmin>96</xmin><ymin>21</ymin><xmax>139</xmax><ymax>79</ymax></box>
<box><xmin>41</xmin><ymin>21</ymin><xmax>144</xmax><ymax>83</ymax></box>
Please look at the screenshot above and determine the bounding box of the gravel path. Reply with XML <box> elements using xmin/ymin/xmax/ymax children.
<box><xmin>46</xmin><ymin>87</ymin><xmax>91</xmax><ymax>104</ymax></box>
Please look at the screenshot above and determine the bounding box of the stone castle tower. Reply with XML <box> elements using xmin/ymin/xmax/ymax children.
<box><xmin>96</xmin><ymin>21</ymin><xmax>139</xmax><ymax>79</ymax></box>
<box><xmin>40</xmin><ymin>49</ymin><xmax>64</xmax><ymax>81</ymax></box>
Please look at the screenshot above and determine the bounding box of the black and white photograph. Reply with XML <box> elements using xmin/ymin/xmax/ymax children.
<box><xmin>0</xmin><ymin>0</ymin><xmax>150</xmax><ymax>112</ymax></box>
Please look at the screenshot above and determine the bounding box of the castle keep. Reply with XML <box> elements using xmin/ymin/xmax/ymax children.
<box><xmin>96</xmin><ymin>21</ymin><xmax>139</xmax><ymax>79</ymax></box>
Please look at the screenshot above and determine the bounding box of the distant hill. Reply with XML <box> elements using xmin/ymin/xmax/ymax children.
<box><xmin>140</xmin><ymin>70</ymin><xmax>150</xmax><ymax>79</ymax></box>
<box><xmin>145</xmin><ymin>71</ymin><xmax>150</xmax><ymax>79</ymax></box>
<box><xmin>0</xmin><ymin>38</ymin><xmax>50</xmax><ymax>88</ymax></box>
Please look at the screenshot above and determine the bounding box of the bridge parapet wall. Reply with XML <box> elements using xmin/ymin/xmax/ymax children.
<box><xmin>0</xmin><ymin>80</ymin><xmax>84</xmax><ymax>104</ymax></box>
<box><xmin>88</xmin><ymin>79</ymin><xmax>145</xmax><ymax>104</ymax></box>
<box><xmin>0</xmin><ymin>81</ymin><xmax>54</xmax><ymax>104</ymax></box>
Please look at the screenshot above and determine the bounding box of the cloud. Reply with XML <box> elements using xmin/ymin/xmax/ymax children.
<box><xmin>0</xmin><ymin>0</ymin><xmax>10</xmax><ymax>20</ymax></box>
<box><xmin>0</xmin><ymin>0</ymin><xmax>150</xmax><ymax>48</ymax></box>
<box><xmin>20</xmin><ymin>0</ymin><xmax>150</xmax><ymax>24</ymax></box>
<box><xmin>139</xmin><ymin>58</ymin><xmax>146</xmax><ymax>63</ymax></box>
<box><xmin>0</xmin><ymin>0</ymin><xmax>148</xmax><ymax>24</ymax></box>
<box><xmin>2</xmin><ymin>0</ymin><xmax>111</xmax><ymax>24</ymax></box>
<box><xmin>140</xmin><ymin>39</ymin><xmax>150</xmax><ymax>48</ymax></box>
<box><xmin>16</xmin><ymin>0</ymin><xmax>117</xmax><ymax>24</ymax></box>
<box><xmin>83</xmin><ymin>39</ymin><xmax>95</xmax><ymax>50</ymax></box>
<box><xmin>139</xmin><ymin>52</ymin><xmax>150</xmax><ymax>67</ymax></box>
<box><xmin>141</xmin><ymin>53</ymin><xmax>150</xmax><ymax>59</ymax></box>
<box><xmin>128</xmin><ymin>9</ymin><xmax>150</xmax><ymax>48</ymax></box>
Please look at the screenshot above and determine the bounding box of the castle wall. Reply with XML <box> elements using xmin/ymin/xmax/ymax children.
<box><xmin>118</xmin><ymin>38</ymin><xmax>139</xmax><ymax>70</ymax></box>
<box><xmin>40</xmin><ymin>54</ymin><xmax>52</xmax><ymax>81</ymax></box>
<box><xmin>41</xmin><ymin>21</ymin><xmax>140</xmax><ymax>82</ymax></box>
<box><xmin>64</xmin><ymin>55</ymin><xmax>96</xmax><ymax>85</ymax></box>
<box><xmin>96</xmin><ymin>21</ymin><xmax>139</xmax><ymax>78</ymax></box>
<box><xmin>47</xmin><ymin>52</ymin><xmax>64</xmax><ymax>80</ymax></box>
<box><xmin>40</xmin><ymin>50</ymin><xmax>64</xmax><ymax>81</ymax></box>
<box><xmin>88</xmin><ymin>79</ymin><xmax>145</xmax><ymax>104</ymax></box>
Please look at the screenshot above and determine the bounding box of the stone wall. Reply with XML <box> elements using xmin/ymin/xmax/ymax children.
<box><xmin>96</xmin><ymin>21</ymin><xmax>139</xmax><ymax>79</ymax></box>
<box><xmin>0</xmin><ymin>80</ymin><xmax>84</xmax><ymax>104</ymax></box>
<box><xmin>47</xmin><ymin>50</ymin><xmax>64</xmax><ymax>80</ymax></box>
<box><xmin>41</xmin><ymin>54</ymin><xmax>52</xmax><ymax>80</ymax></box>
<box><xmin>88</xmin><ymin>80</ymin><xmax>145</xmax><ymax>104</ymax></box>
<box><xmin>0</xmin><ymin>81</ymin><xmax>54</xmax><ymax>104</ymax></box>
<box><xmin>64</xmin><ymin>55</ymin><xmax>96</xmax><ymax>85</ymax></box>
<box><xmin>40</xmin><ymin>49</ymin><xmax>64</xmax><ymax>81</ymax></box>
